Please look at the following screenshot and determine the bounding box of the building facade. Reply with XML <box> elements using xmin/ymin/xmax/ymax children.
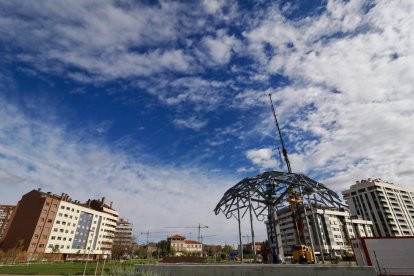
<box><xmin>0</xmin><ymin>189</ymin><xmax>119</xmax><ymax>260</ymax></box>
<box><xmin>167</xmin><ymin>234</ymin><xmax>203</xmax><ymax>256</ymax></box>
<box><xmin>0</xmin><ymin>205</ymin><xmax>16</xmax><ymax>241</ymax></box>
<box><xmin>266</xmin><ymin>206</ymin><xmax>373</xmax><ymax>257</ymax></box>
<box><xmin>342</xmin><ymin>178</ymin><xmax>414</xmax><ymax>237</ymax></box>
<box><xmin>113</xmin><ymin>218</ymin><xmax>133</xmax><ymax>256</ymax></box>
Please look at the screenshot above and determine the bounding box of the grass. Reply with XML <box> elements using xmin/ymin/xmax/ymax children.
<box><xmin>0</xmin><ymin>260</ymin><xmax>148</xmax><ymax>275</ymax></box>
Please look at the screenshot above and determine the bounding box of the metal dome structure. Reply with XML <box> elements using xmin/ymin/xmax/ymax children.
<box><xmin>214</xmin><ymin>171</ymin><xmax>346</xmax><ymax>220</ymax></box>
<box><xmin>214</xmin><ymin>94</ymin><xmax>348</xmax><ymax>264</ymax></box>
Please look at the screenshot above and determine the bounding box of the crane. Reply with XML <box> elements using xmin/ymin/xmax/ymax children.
<box><xmin>165</xmin><ymin>224</ymin><xmax>209</xmax><ymax>243</ymax></box>
<box><xmin>268</xmin><ymin>93</ymin><xmax>314</xmax><ymax>264</ymax></box>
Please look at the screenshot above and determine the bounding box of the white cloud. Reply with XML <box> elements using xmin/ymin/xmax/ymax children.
<box><xmin>246</xmin><ymin>148</ymin><xmax>280</xmax><ymax>171</ymax></box>
<box><xmin>201</xmin><ymin>29</ymin><xmax>239</xmax><ymax>65</ymax></box>
<box><xmin>0</xmin><ymin>98</ymin><xmax>266</xmax><ymax>244</ymax></box>
<box><xmin>241</xmin><ymin>0</ymin><xmax>414</xmax><ymax>192</ymax></box>
<box><xmin>172</xmin><ymin>116</ymin><xmax>208</xmax><ymax>131</ymax></box>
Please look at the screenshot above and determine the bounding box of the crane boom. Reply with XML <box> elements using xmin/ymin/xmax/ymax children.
<box><xmin>268</xmin><ymin>93</ymin><xmax>292</xmax><ymax>173</ymax></box>
<box><xmin>165</xmin><ymin>223</ymin><xmax>208</xmax><ymax>243</ymax></box>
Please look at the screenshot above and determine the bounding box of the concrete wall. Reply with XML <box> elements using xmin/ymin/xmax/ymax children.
<box><xmin>136</xmin><ymin>264</ymin><xmax>376</xmax><ymax>276</ymax></box>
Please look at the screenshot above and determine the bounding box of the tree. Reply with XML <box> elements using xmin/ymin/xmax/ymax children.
<box><xmin>157</xmin><ymin>240</ymin><xmax>168</xmax><ymax>257</ymax></box>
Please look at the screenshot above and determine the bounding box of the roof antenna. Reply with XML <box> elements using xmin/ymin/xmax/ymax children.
<box><xmin>268</xmin><ymin>93</ymin><xmax>292</xmax><ymax>173</ymax></box>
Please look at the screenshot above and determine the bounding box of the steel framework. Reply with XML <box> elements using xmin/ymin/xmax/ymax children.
<box><xmin>214</xmin><ymin>171</ymin><xmax>345</xmax><ymax>220</ymax></box>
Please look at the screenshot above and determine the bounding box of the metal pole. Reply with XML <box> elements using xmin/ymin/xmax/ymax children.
<box><xmin>312</xmin><ymin>194</ymin><xmax>325</xmax><ymax>263</ymax></box>
<box><xmin>299</xmin><ymin>186</ymin><xmax>316</xmax><ymax>263</ymax></box>
<box><xmin>94</xmin><ymin>260</ymin><xmax>99</xmax><ymax>276</ymax></box>
<box><xmin>248</xmin><ymin>193</ymin><xmax>257</xmax><ymax>262</ymax></box>
<box><xmin>308</xmin><ymin>194</ymin><xmax>322</xmax><ymax>264</ymax></box>
<box><xmin>236</xmin><ymin>196</ymin><xmax>243</xmax><ymax>263</ymax></box>
<box><xmin>83</xmin><ymin>231</ymin><xmax>92</xmax><ymax>276</ymax></box>
<box><xmin>100</xmin><ymin>257</ymin><xmax>106</xmax><ymax>276</ymax></box>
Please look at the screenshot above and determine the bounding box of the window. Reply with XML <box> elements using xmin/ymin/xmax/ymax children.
<box><xmin>31</xmin><ymin>243</ymin><xmax>36</xmax><ymax>248</ymax></box>
<box><xmin>51</xmin><ymin>236</ymin><xmax>56</xmax><ymax>240</ymax></box>
<box><xmin>48</xmin><ymin>244</ymin><xmax>53</xmax><ymax>248</ymax></box>
<box><xmin>65</xmin><ymin>230</ymin><xmax>69</xmax><ymax>233</ymax></box>
<box><xmin>50</xmin><ymin>211</ymin><xmax>55</xmax><ymax>215</ymax></box>
<box><xmin>57</xmin><ymin>237</ymin><xmax>62</xmax><ymax>240</ymax></box>
<box><xmin>42</xmin><ymin>210</ymin><xmax>47</xmax><ymax>214</ymax></box>
<box><xmin>42</xmin><ymin>235</ymin><xmax>47</xmax><ymax>239</ymax></box>
<box><xmin>53</xmin><ymin>228</ymin><xmax>58</xmax><ymax>232</ymax></box>
<box><xmin>56</xmin><ymin>220</ymin><xmax>61</xmax><ymax>224</ymax></box>
<box><xmin>40</xmin><ymin>218</ymin><xmax>45</xmax><ymax>222</ymax></box>
<box><xmin>69</xmin><ymin>238</ymin><xmax>72</xmax><ymax>241</ymax></box>
<box><xmin>66</xmin><ymin>207</ymin><xmax>70</xmax><ymax>210</ymax></box>
<box><xmin>45</xmin><ymin>202</ymin><xmax>50</xmax><ymax>206</ymax></box>
<box><xmin>34</xmin><ymin>234</ymin><xmax>39</xmax><ymax>239</ymax></box>
<box><xmin>39</xmin><ymin>244</ymin><xmax>45</xmax><ymax>248</ymax></box>
<box><xmin>58</xmin><ymin>213</ymin><xmax>63</xmax><ymax>217</ymax></box>
<box><xmin>37</xmin><ymin>226</ymin><xmax>42</xmax><ymax>230</ymax></box>
<box><xmin>63</xmin><ymin>237</ymin><xmax>66</xmax><ymax>241</ymax></box>
<box><xmin>61</xmin><ymin>206</ymin><xmax>65</xmax><ymax>209</ymax></box>
<box><xmin>47</xmin><ymin>219</ymin><xmax>53</xmax><ymax>223</ymax></box>
<box><xmin>44</xmin><ymin>227</ymin><xmax>50</xmax><ymax>232</ymax></box>
<box><xmin>62</xmin><ymin>221</ymin><xmax>66</xmax><ymax>225</ymax></box>
<box><xmin>53</xmin><ymin>204</ymin><xmax>58</xmax><ymax>208</ymax></box>
<box><xmin>60</xmin><ymin>245</ymin><xmax>64</xmax><ymax>249</ymax></box>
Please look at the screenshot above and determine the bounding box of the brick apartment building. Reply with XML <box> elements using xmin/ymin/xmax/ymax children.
<box><xmin>0</xmin><ymin>189</ymin><xmax>119</xmax><ymax>260</ymax></box>
<box><xmin>0</xmin><ymin>205</ymin><xmax>16</xmax><ymax>241</ymax></box>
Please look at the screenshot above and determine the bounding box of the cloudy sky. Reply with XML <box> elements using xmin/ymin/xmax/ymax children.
<box><xmin>1</xmin><ymin>0</ymin><xmax>413</xmax><ymax>245</ymax></box>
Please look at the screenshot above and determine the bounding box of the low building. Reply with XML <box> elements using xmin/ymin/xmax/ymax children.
<box><xmin>0</xmin><ymin>189</ymin><xmax>119</xmax><ymax>261</ymax></box>
<box><xmin>0</xmin><ymin>205</ymin><xmax>16</xmax><ymax>241</ymax></box>
<box><xmin>167</xmin><ymin>234</ymin><xmax>203</xmax><ymax>256</ymax></box>
<box><xmin>266</xmin><ymin>206</ymin><xmax>373</xmax><ymax>257</ymax></box>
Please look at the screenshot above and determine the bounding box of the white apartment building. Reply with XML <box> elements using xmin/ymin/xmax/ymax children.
<box><xmin>44</xmin><ymin>197</ymin><xmax>119</xmax><ymax>260</ymax></box>
<box><xmin>267</xmin><ymin>206</ymin><xmax>373</xmax><ymax>257</ymax></box>
<box><xmin>342</xmin><ymin>178</ymin><xmax>414</xmax><ymax>237</ymax></box>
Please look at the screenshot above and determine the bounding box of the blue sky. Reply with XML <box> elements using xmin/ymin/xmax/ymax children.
<box><xmin>1</xmin><ymin>0</ymin><xmax>414</xmax><ymax>245</ymax></box>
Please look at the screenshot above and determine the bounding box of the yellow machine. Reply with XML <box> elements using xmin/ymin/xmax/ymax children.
<box><xmin>292</xmin><ymin>244</ymin><xmax>314</xmax><ymax>264</ymax></box>
<box><xmin>288</xmin><ymin>188</ymin><xmax>314</xmax><ymax>264</ymax></box>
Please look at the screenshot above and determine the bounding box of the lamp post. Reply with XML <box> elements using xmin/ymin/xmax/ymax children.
<box><xmin>83</xmin><ymin>230</ymin><xmax>94</xmax><ymax>276</ymax></box>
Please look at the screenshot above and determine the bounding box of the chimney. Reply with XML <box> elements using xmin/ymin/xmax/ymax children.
<box><xmin>86</xmin><ymin>199</ymin><xmax>91</xmax><ymax>207</ymax></box>
<box><xmin>37</xmin><ymin>188</ymin><xmax>42</xmax><ymax>192</ymax></box>
<box><xmin>101</xmin><ymin>197</ymin><xmax>105</xmax><ymax>204</ymax></box>
<box><xmin>110</xmin><ymin>201</ymin><xmax>113</xmax><ymax>208</ymax></box>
